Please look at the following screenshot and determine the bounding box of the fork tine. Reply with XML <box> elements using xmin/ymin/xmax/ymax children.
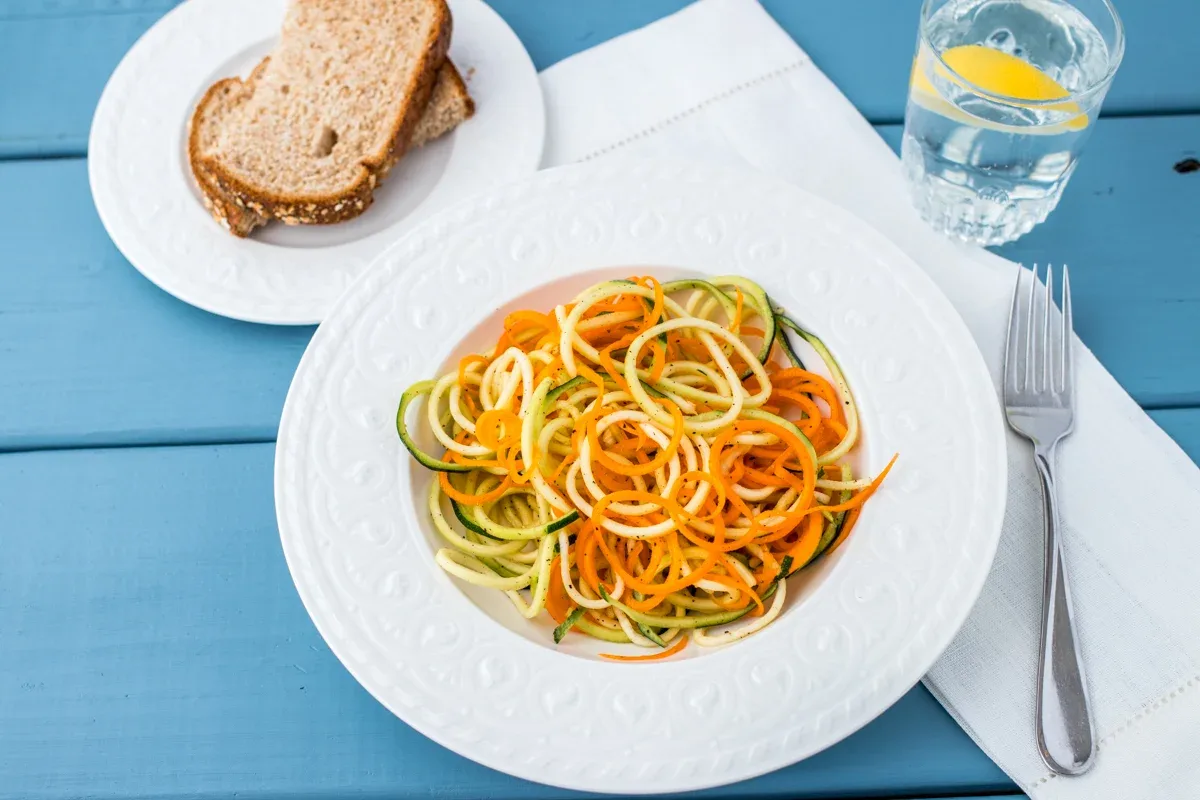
<box><xmin>1025</xmin><ymin>263</ymin><xmax>1039</xmax><ymax>392</ymax></box>
<box><xmin>1061</xmin><ymin>265</ymin><xmax>1073</xmax><ymax>396</ymax></box>
<box><xmin>1043</xmin><ymin>264</ymin><xmax>1054</xmax><ymax>394</ymax></box>
<box><xmin>1005</xmin><ymin>266</ymin><xmax>1024</xmax><ymax>392</ymax></box>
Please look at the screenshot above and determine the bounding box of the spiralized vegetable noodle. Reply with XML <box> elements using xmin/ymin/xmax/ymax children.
<box><xmin>396</xmin><ymin>275</ymin><xmax>895</xmax><ymax>658</ymax></box>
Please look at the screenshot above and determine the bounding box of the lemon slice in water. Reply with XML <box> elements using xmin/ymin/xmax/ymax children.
<box><xmin>910</xmin><ymin>43</ymin><xmax>1089</xmax><ymax>134</ymax></box>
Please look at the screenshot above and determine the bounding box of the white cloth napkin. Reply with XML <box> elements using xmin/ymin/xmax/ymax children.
<box><xmin>538</xmin><ymin>1</ymin><xmax>1200</xmax><ymax>797</ymax></box>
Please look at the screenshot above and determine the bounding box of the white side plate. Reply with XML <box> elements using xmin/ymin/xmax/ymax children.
<box><xmin>89</xmin><ymin>0</ymin><xmax>544</xmax><ymax>324</ymax></box>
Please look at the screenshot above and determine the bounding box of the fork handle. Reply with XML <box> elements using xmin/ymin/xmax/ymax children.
<box><xmin>1033</xmin><ymin>447</ymin><xmax>1096</xmax><ymax>775</ymax></box>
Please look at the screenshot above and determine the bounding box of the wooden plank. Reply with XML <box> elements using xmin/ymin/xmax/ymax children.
<box><xmin>0</xmin><ymin>159</ymin><xmax>313</xmax><ymax>451</ymax></box>
<box><xmin>1</xmin><ymin>114</ymin><xmax>1197</xmax><ymax>451</ymax></box>
<box><xmin>0</xmin><ymin>441</ymin><xmax>1012</xmax><ymax>800</ymax></box>
<box><xmin>2</xmin><ymin>0</ymin><xmax>1199</xmax><ymax>157</ymax></box>
<box><xmin>0</xmin><ymin>0</ymin><xmax>179</xmax><ymax>158</ymax></box>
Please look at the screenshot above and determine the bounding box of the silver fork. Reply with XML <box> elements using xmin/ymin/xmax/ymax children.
<box><xmin>1004</xmin><ymin>264</ymin><xmax>1095</xmax><ymax>776</ymax></box>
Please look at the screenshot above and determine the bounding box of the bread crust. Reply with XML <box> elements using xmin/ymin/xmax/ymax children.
<box><xmin>187</xmin><ymin>59</ymin><xmax>271</xmax><ymax>235</ymax></box>
<box><xmin>443</xmin><ymin>60</ymin><xmax>476</xmax><ymax>121</ymax></box>
<box><xmin>187</xmin><ymin>0</ymin><xmax>452</xmax><ymax>235</ymax></box>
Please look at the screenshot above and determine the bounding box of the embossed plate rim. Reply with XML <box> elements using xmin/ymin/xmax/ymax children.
<box><xmin>274</xmin><ymin>159</ymin><xmax>1007</xmax><ymax>793</ymax></box>
<box><xmin>88</xmin><ymin>0</ymin><xmax>544</xmax><ymax>325</ymax></box>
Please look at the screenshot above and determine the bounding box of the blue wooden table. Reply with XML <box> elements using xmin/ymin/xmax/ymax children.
<box><xmin>1</xmin><ymin>2</ymin><xmax>1197</xmax><ymax>798</ymax></box>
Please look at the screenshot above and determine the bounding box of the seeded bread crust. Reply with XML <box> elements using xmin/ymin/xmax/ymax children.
<box><xmin>188</xmin><ymin>58</ymin><xmax>271</xmax><ymax>236</ymax></box>
<box><xmin>190</xmin><ymin>58</ymin><xmax>473</xmax><ymax>236</ymax></box>
<box><xmin>187</xmin><ymin>0</ymin><xmax>452</xmax><ymax>235</ymax></box>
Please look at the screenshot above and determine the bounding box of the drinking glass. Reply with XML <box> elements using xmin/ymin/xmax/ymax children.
<box><xmin>901</xmin><ymin>0</ymin><xmax>1124</xmax><ymax>246</ymax></box>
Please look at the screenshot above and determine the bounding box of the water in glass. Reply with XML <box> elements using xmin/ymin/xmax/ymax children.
<box><xmin>902</xmin><ymin>0</ymin><xmax>1121</xmax><ymax>246</ymax></box>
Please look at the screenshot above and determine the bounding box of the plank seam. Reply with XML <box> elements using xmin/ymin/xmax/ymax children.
<box><xmin>0</xmin><ymin>435</ymin><xmax>276</xmax><ymax>456</ymax></box>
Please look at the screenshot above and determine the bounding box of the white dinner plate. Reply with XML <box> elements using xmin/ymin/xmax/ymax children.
<box><xmin>89</xmin><ymin>0</ymin><xmax>544</xmax><ymax>325</ymax></box>
<box><xmin>274</xmin><ymin>160</ymin><xmax>1006</xmax><ymax>794</ymax></box>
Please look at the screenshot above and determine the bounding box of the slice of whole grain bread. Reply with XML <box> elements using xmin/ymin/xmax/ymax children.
<box><xmin>188</xmin><ymin>0</ymin><xmax>464</xmax><ymax>236</ymax></box>
<box><xmin>191</xmin><ymin>59</ymin><xmax>474</xmax><ymax>236</ymax></box>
